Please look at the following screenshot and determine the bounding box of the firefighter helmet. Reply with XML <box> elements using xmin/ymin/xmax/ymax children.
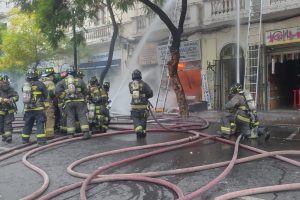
<box><xmin>229</xmin><ymin>83</ymin><xmax>243</xmax><ymax>95</ymax></box>
<box><xmin>66</xmin><ymin>66</ymin><xmax>76</xmax><ymax>76</ymax></box>
<box><xmin>77</xmin><ymin>70</ymin><xmax>84</xmax><ymax>78</ymax></box>
<box><xmin>0</xmin><ymin>74</ymin><xmax>9</xmax><ymax>82</ymax></box>
<box><xmin>43</xmin><ymin>67</ymin><xmax>55</xmax><ymax>77</ymax></box>
<box><xmin>103</xmin><ymin>81</ymin><xmax>110</xmax><ymax>92</ymax></box>
<box><xmin>132</xmin><ymin>69</ymin><xmax>142</xmax><ymax>80</ymax></box>
<box><xmin>26</xmin><ymin>68</ymin><xmax>39</xmax><ymax>79</ymax></box>
<box><xmin>89</xmin><ymin>76</ymin><xmax>98</xmax><ymax>86</ymax></box>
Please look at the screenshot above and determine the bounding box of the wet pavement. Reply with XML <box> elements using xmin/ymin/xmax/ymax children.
<box><xmin>0</xmin><ymin>113</ymin><xmax>300</xmax><ymax>200</ymax></box>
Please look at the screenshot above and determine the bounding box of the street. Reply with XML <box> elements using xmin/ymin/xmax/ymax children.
<box><xmin>0</xmin><ymin>114</ymin><xmax>299</xmax><ymax>200</ymax></box>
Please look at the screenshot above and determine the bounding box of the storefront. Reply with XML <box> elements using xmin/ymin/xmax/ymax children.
<box><xmin>78</xmin><ymin>50</ymin><xmax>122</xmax><ymax>81</ymax></box>
<box><xmin>265</xmin><ymin>27</ymin><xmax>300</xmax><ymax>110</ymax></box>
<box><xmin>157</xmin><ymin>40</ymin><xmax>202</xmax><ymax>101</ymax></box>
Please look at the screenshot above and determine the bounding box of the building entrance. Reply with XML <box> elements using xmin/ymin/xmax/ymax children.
<box><xmin>218</xmin><ymin>43</ymin><xmax>244</xmax><ymax>109</ymax></box>
<box><xmin>268</xmin><ymin>51</ymin><xmax>300</xmax><ymax>109</ymax></box>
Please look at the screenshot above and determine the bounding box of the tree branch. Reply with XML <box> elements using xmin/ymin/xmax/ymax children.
<box><xmin>138</xmin><ymin>0</ymin><xmax>178</xmax><ymax>37</ymax></box>
<box><xmin>178</xmin><ymin>0</ymin><xmax>187</xmax><ymax>35</ymax></box>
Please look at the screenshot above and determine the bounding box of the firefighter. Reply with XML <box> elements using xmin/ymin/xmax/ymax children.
<box><xmin>76</xmin><ymin>70</ymin><xmax>85</xmax><ymax>79</ymax></box>
<box><xmin>103</xmin><ymin>81</ymin><xmax>110</xmax><ymax>94</ymax></box>
<box><xmin>87</xmin><ymin>76</ymin><xmax>109</xmax><ymax>133</ymax></box>
<box><xmin>0</xmin><ymin>74</ymin><xmax>18</xmax><ymax>143</ymax></box>
<box><xmin>52</xmin><ymin>70</ymin><xmax>63</xmax><ymax>134</ymax></box>
<box><xmin>21</xmin><ymin>68</ymin><xmax>48</xmax><ymax>145</ymax></box>
<box><xmin>55</xmin><ymin>67</ymin><xmax>90</xmax><ymax>139</ymax></box>
<box><xmin>102</xmin><ymin>81</ymin><xmax>111</xmax><ymax>126</ymax></box>
<box><xmin>129</xmin><ymin>69</ymin><xmax>153</xmax><ymax>138</ymax></box>
<box><xmin>42</xmin><ymin>67</ymin><xmax>56</xmax><ymax>138</ymax></box>
<box><xmin>219</xmin><ymin>83</ymin><xmax>269</xmax><ymax>140</ymax></box>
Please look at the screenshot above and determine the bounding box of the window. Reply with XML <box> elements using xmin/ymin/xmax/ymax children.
<box><xmin>136</xmin><ymin>16</ymin><xmax>146</xmax><ymax>31</ymax></box>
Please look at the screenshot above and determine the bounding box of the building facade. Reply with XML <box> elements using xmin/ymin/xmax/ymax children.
<box><xmin>1</xmin><ymin>0</ymin><xmax>295</xmax><ymax>111</ymax></box>
<box><xmin>78</xmin><ymin>0</ymin><xmax>300</xmax><ymax>111</ymax></box>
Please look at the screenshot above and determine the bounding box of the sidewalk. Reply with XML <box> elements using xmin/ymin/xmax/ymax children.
<box><xmin>195</xmin><ymin>110</ymin><xmax>300</xmax><ymax>126</ymax></box>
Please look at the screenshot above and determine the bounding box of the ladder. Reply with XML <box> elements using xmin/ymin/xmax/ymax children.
<box><xmin>154</xmin><ymin>0</ymin><xmax>181</xmax><ymax>112</ymax></box>
<box><xmin>244</xmin><ymin>0</ymin><xmax>263</xmax><ymax>107</ymax></box>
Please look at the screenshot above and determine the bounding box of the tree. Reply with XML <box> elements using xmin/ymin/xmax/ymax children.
<box><xmin>142</xmin><ymin>0</ymin><xmax>188</xmax><ymax>118</ymax></box>
<box><xmin>0</xmin><ymin>9</ymin><xmax>53</xmax><ymax>71</ymax></box>
<box><xmin>16</xmin><ymin>0</ymin><xmax>119</xmax><ymax>84</ymax></box>
<box><xmin>99</xmin><ymin>0</ymin><xmax>118</xmax><ymax>85</ymax></box>
<box><xmin>117</xmin><ymin>0</ymin><xmax>189</xmax><ymax>118</ymax></box>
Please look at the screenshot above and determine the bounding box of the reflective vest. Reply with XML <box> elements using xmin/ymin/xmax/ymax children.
<box><xmin>89</xmin><ymin>86</ymin><xmax>108</xmax><ymax>104</ymax></box>
<box><xmin>24</xmin><ymin>82</ymin><xmax>45</xmax><ymax>111</ymax></box>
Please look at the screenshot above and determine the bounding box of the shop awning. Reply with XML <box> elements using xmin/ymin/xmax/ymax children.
<box><xmin>79</xmin><ymin>59</ymin><xmax>121</xmax><ymax>69</ymax></box>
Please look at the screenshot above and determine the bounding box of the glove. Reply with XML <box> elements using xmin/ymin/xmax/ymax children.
<box><xmin>0</xmin><ymin>98</ymin><xmax>10</xmax><ymax>104</ymax></box>
<box><xmin>3</xmin><ymin>98</ymin><xmax>11</xmax><ymax>103</ymax></box>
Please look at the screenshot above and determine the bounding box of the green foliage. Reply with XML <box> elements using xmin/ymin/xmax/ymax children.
<box><xmin>0</xmin><ymin>9</ymin><xmax>53</xmax><ymax>71</ymax></box>
<box><xmin>15</xmin><ymin>0</ymin><xmax>104</xmax><ymax>49</ymax></box>
<box><xmin>114</xmin><ymin>0</ymin><xmax>163</xmax><ymax>14</ymax></box>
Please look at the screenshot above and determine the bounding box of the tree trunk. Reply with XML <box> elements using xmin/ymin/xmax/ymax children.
<box><xmin>138</xmin><ymin>0</ymin><xmax>189</xmax><ymax>118</ymax></box>
<box><xmin>99</xmin><ymin>0</ymin><xmax>118</xmax><ymax>86</ymax></box>
<box><xmin>168</xmin><ymin>48</ymin><xmax>189</xmax><ymax>118</ymax></box>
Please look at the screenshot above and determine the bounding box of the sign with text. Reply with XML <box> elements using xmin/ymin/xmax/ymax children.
<box><xmin>201</xmin><ymin>70</ymin><xmax>212</xmax><ymax>109</ymax></box>
<box><xmin>138</xmin><ymin>43</ymin><xmax>158</xmax><ymax>66</ymax></box>
<box><xmin>157</xmin><ymin>40</ymin><xmax>201</xmax><ymax>65</ymax></box>
<box><xmin>265</xmin><ymin>27</ymin><xmax>300</xmax><ymax>46</ymax></box>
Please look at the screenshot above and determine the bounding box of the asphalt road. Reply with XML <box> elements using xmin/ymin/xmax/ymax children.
<box><xmin>0</xmin><ymin>117</ymin><xmax>300</xmax><ymax>200</ymax></box>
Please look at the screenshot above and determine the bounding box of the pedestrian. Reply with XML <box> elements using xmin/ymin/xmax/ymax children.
<box><xmin>21</xmin><ymin>68</ymin><xmax>48</xmax><ymax>145</ymax></box>
<box><xmin>42</xmin><ymin>67</ymin><xmax>56</xmax><ymax>138</ymax></box>
<box><xmin>55</xmin><ymin>67</ymin><xmax>90</xmax><ymax>139</ymax></box>
<box><xmin>0</xmin><ymin>74</ymin><xmax>18</xmax><ymax>143</ymax></box>
<box><xmin>129</xmin><ymin>69</ymin><xmax>153</xmax><ymax>138</ymax></box>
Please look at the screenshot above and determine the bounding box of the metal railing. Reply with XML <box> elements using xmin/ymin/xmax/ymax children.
<box><xmin>211</xmin><ymin>0</ymin><xmax>246</xmax><ymax>16</ymax></box>
<box><xmin>84</xmin><ymin>25</ymin><xmax>112</xmax><ymax>44</ymax></box>
<box><xmin>270</xmin><ymin>0</ymin><xmax>287</xmax><ymax>4</ymax></box>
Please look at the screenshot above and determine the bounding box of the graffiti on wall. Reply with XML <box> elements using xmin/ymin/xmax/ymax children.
<box><xmin>266</xmin><ymin>27</ymin><xmax>300</xmax><ymax>46</ymax></box>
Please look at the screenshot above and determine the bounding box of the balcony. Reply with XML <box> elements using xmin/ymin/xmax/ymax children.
<box><xmin>132</xmin><ymin>2</ymin><xmax>201</xmax><ymax>39</ymax></box>
<box><xmin>202</xmin><ymin>0</ymin><xmax>300</xmax><ymax>27</ymax></box>
<box><xmin>84</xmin><ymin>25</ymin><xmax>113</xmax><ymax>45</ymax></box>
<box><xmin>203</xmin><ymin>0</ymin><xmax>247</xmax><ymax>25</ymax></box>
<box><xmin>264</xmin><ymin>0</ymin><xmax>300</xmax><ymax>13</ymax></box>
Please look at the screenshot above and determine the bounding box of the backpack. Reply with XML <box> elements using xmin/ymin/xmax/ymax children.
<box><xmin>22</xmin><ymin>82</ymin><xmax>32</xmax><ymax>104</ymax></box>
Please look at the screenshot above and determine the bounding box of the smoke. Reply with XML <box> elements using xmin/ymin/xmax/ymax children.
<box><xmin>110</xmin><ymin>0</ymin><xmax>175</xmax><ymax>115</ymax></box>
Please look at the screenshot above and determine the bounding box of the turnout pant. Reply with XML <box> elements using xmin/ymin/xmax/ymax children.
<box><xmin>90</xmin><ymin>105</ymin><xmax>109</xmax><ymax>133</ymax></box>
<box><xmin>220</xmin><ymin>111</ymin><xmax>252</xmax><ymax>136</ymax></box>
<box><xmin>0</xmin><ymin>113</ymin><xmax>14</xmax><ymax>141</ymax></box>
<box><xmin>131</xmin><ymin>109</ymin><xmax>149</xmax><ymax>135</ymax></box>
<box><xmin>45</xmin><ymin>105</ymin><xmax>55</xmax><ymax>138</ymax></box>
<box><xmin>65</xmin><ymin>101</ymin><xmax>89</xmax><ymax>135</ymax></box>
<box><xmin>22</xmin><ymin>110</ymin><xmax>46</xmax><ymax>142</ymax></box>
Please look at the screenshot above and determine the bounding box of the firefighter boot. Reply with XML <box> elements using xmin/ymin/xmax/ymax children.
<box><xmin>82</xmin><ymin>131</ymin><xmax>92</xmax><ymax>140</ymax></box>
<box><xmin>37</xmin><ymin>138</ymin><xmax>47</xmax><ymax>146</ymax></box>
<box><xmin>217</xmin><ymin>131</ymin><xmax>230</xmax><ymax>139</ymax></box>
<box><xmin>259</xmin><ymin>127</ymin><xmax>271</xmax><ymax>141</ymax></box>
<box><xmin>2</xmin><ymin>135</ymin><xmax>11</xmax><ymax>143</ymax></box>
<box><xmin>136</xmin><ymin>130</ymin><xmax>146</xmax><ymax>139</ymax></box>
<box><xmin>248</xmin><ymin>128</ymin><xmax>258</xmax><ymax>139</ymax></box>
<box><xmin>22</xmin><ymin>138</ymin><xmax>30</xmax><ymax>144</ymax></box>
<box><xmin>4</xmin><ymin>136</ymin><xmax>12</xmax><ymax>143</ymax></box>
<box><xmin>2</xmin><ymin>132</ymin><xmax>12</xmax><ymax>143</ymax></box>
